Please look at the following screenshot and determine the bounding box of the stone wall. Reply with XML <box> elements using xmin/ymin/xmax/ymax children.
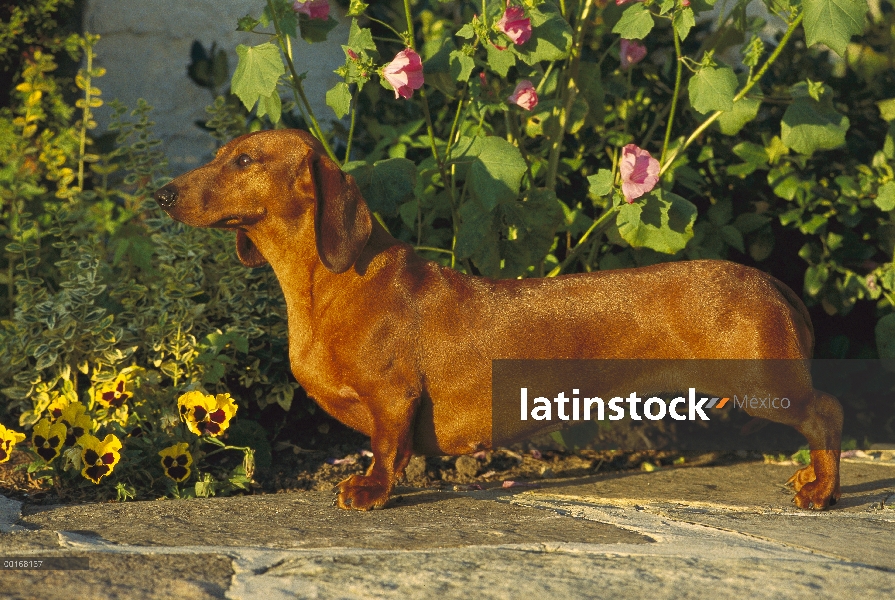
<box><xmin>84</xmin><ymin>0</ymin><xmax>348</xmax><ymax>174</ymax></box>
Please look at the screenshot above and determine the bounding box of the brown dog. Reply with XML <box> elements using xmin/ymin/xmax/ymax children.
<box><xmin>154</xmin><ymin>129</ymin><xmax>842</xmax><ymax>511</ymax></box>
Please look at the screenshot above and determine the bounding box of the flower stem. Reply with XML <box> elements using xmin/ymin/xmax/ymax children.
<box><xmin>659</xmin><ymin>10</ymin><xmax>804</xmax><ymax>176</ymax></box>
<box><xmin>266</xmin><ymin>0</ymin><xmax>337</xmax><ymax>162</ymax></box>
<box><xmin>547</xmin><ymin>204</ymin><xmax>620</xmax><ymax>277</ymax></box>
<box><xmin>344</xmin><ymin>85</ymin><xmax>359</xmax><ymax>165</ymax></box>
<box><xmin>545</xmin><ymin>0</ymin><xmax>595</xmax><ymax>190</ymax></box>
<box><xmin>660</xmin><ymin>28</ymin><xmax>683</xmax><ymax>165</ymax></box>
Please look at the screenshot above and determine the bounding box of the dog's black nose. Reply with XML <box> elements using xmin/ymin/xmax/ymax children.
<box><xmin>154</xmin><ymin>185</ymin><xmax>178</xmax><ymax>208</ymax></box>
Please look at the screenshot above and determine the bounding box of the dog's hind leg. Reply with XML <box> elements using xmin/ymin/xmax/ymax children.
<box><xmin>787</xmin><ymin>390</ymin><xmax>843</xmax><ymax>509</ymax></box>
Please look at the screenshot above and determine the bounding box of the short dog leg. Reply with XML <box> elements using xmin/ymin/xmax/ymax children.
<box><xmin>790</xmin><ymin>391</ymin><xmax>843</xmax><ymax>510</ymax></box>
<box><xmin>335</xmin><ymin>397</ymin><xmax>417</xmax><ymax>510</ymax></box>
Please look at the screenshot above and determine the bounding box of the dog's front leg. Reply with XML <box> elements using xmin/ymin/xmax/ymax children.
<box><xmin>335</xmin><ymin>395</ymin><xmax>419</xmax><ymax>510</ymax></box>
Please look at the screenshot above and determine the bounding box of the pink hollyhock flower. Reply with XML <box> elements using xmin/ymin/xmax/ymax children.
<box><xmin>619</xmin><ymin>144</ymin><xmax>659</xmax><ymax>203</ymax></box>
<box><xmin>382</xmin><ymin>49</ymin><xmax>424</xmax><ymax>99</ymax></box>
<box><xmin>293</xmin><ymin>0</ymin><xmax>330</xmax><ymax>20</ymax></box>
<box><xmin>619</xmin><ymin>39</ymin><xmax>647</xmax><ymax>70</ymax></box>
<box><xmin>496</xmin><ymin>5</ymin><xmax>532</xmax><ymax>45</ymax></box>
<box><xmin>616</xmin><ymin>0</ymin><xmax>645</xmax><ymax>5</ymax></box>
<box><xmin>507</xmin><ymin>80</ymin><xmax>538</xmax><ymax>110</ymax></box>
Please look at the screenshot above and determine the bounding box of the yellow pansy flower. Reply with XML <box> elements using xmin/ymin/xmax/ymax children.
<box><xmin>0</xmin><ymin>423</ymin><xmax>26</xmax><ymax>464</ymax></box>
<box><xmin>32</xmin><ymin>418</ymin><xmax>67</xmax><ymax>463</ymax></box>
<box><xmin>58</xmin><ymin>402</ymin><xmax>92</xmax><ymax>447</ymax></box>
<box><xmin>177</xmin><ymin>391</ymin><xmax>237</xmax><ymax>437</ymax></box>
<box><xmin>79</xmin><ymin>434</ymin><xmax>122</xmax><ymax>484</ymax></box>
<box><xmin>94</xmin><ymin>375</ymin><xmax>131</xmax><ymax>408</ymax></box>
<box><xmin>158</xmin><ymin>443</ymin><xmax>193</xmax><ymax>482</ymax></box>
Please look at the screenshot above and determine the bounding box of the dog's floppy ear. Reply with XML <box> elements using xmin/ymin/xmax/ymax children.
<box><xmin>235</xmin><ymin>230</ymin><xmax>267</xmax><ymax>267</ymax></box>
<box><xmin>305</xmin><ymin>140</ymin><xmax>372</xmax><ymax>274</ymax></box>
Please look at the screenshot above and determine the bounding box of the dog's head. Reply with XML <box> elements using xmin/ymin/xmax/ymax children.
<box><xmin>153</xmin><ymin>129</ymin><xmax>372</xmax><ymax>274</ymax></box>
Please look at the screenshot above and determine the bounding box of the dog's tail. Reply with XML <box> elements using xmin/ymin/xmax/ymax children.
<box><xmin>770</xmin><ymin>277</ymin><xmax>815</xmax><ymax>358</ymax></box>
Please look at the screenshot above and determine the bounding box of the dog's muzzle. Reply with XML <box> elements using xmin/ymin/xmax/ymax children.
<box><xmin>154</xmin><ymin>185</ymin><xmax>178</xmax><ymax>209</ymax></box>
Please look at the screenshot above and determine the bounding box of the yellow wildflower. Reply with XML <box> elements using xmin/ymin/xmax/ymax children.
<box><xmin>32</xmin><ymin>418</ymin><xmax>66</xmax><ymax>463</ymax></box>
<box><xmin>0</xmin><ymin>423</ymin><xmax>26</xmax><ymax>463</ymax></box>
<box><xmin>94</xmin><ymin>375</ymin><xmax>131</xmax><ymax>408</ymax></box>
<box><xmin>158</xmin><ymin>443</ymin><xmax>192</xmax><ymax>482</ymax></box>
<box><xmin>58</xmin><ymin>402</ymin><xmax>92</xmax><ymax>447</ymax></box>
<box><xmin>177</xmin><ymin>391</ymin><xmax>237</xmax><ymax>437</ymax></box>
<box><xmin>79</xmin><ymin>434</ymin><xmax>122</xmax><ymax>484</ymax></box>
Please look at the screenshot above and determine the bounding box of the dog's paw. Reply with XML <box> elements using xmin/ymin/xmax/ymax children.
<box><xmin>791</xmin><ymin>480</ymin><xmax>840</xmax><ymax>510</ymax></box>
<box><xmin>334</xmin><ymin>474</ymin><xmax>391</xmax><ymax>510</ymax></box>
<box><xmin>785</xmin><ymin>464</ymin><xmax>816</xmax><ymax>493</ymax></box>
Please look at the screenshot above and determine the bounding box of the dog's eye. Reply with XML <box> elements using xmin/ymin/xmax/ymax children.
<box><xmin>236</xmin><ymin>154</ymin><xmax>253</xmax><ymax>168</ymax></box>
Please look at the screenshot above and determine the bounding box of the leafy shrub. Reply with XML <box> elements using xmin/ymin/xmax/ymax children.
<box><xmin>0</xmin><ymin>33</ymin><xmax>300</xmax><ymax>500</ymax></box>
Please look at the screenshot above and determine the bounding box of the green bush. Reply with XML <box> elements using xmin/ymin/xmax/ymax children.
<box><xmin>0</xmin><ymin>33</ymin><xmax>299</xmax><ymax>500</ymax></box>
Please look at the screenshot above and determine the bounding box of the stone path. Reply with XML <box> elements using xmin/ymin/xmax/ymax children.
<box><xmin>2</xmin><ymin>461</ymin><xmax>893</xmax><ymax>598</ymax></box>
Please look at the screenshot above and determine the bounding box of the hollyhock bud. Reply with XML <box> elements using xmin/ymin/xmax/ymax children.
<box><xmin>507</xmin><ymin>80</ymin><xmax>538</xmax><ymax>111</ymax></box>
<box><xmin>619</xmin><ymin>39</ymin><xmax>647</xmax><ymax>70</ymax></box>
<box><xmin>496</xmin><ymin>5</ymin><xmax>532</xmax><ymax>45</ymax></box>
<box><xmin>382</xmin><ymin>48</ymin><xmax>424</xmax><ymax>99</ymax></box>
<box><xmin>619</xmin><ymin>144</ymin><xmax>660</xmax><ymax>203</ymax></box>
<box><xmin>293</xmin><ymin>0</ymin><xmax>330</xmax><ymax>20</ymax></box>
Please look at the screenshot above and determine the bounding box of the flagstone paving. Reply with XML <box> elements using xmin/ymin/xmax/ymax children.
<box><xmin>1</xmin><ymin>461</ymin><xmax>893</xmax><ymax>599</ymax></box>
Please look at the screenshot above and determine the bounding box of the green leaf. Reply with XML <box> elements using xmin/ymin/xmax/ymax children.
<box><xmin>256</xmin><ymin>90</ymin><xmax>282</xmax><ymax>124</ymax></box>
<box><xmin>733</xmin><ymin>141</ymin><xmax>769</xmax><ymax>167</ymax></box>
<box><xmin>802</xmin><ymin>0</ymin><xmax>869</xmax><ymax>57</ymax></box>
<box><xmin>578</xmin><ymin>61</ymin><xmax>604</xmax><ymax>127</ymax></box>
<box><xmin>876</xmin><ymin>181</ymin><xmax>895</xmax><ymax>211</ymax></box>
<box><xmin>516</xmin><ymin>2</ymin><xmax>573</xmax><ymax>65</ymax></box>
<box><xmin>588</xmin><ymin>169</ymin><xmax>614</xmax><ymax>197</ymax></box>
<box><xmin>344</xmin><ymin>158</ymin><xmax>417</xmax><ymax>216</ymax></box>
<box><xmin>877</xmin><ymin>98</ymin><xmax>895</xmax><ymax>122</ymax></box>
<box><xmin>716</xmin><ymin>95</ymin><xmax>761</xmax><ymax>135</ymax></box>
<box><xmin>781</xmin><ymin>86</ymin><xmax>850</xmax><ymax>155</ymax></box>
<box><xmin>450</xmin><ymin>136</ymin><xmax>527</xmax><ymax>211</ymax></box>
<box><xmin>348</xmin><ymin>19</ymin><xmax>376</xmax><ymax>52</ymax></box>
<box><xmin>720</xmin><ymin>225</ymin><xmax>745</xmax><ymax>253</ymax></box>
<box><xmin>450</xmin><ymin>50</ymin><xmax>475</xmax><ymax>82</ymax></box>
<box><xmin>347</xmin><ymin>0</ymin><xmax>369</xmax><ymax>17</ymax></box>
<box><xmin>500</xmin><ymin>188</ymin><xmax>564</xmax><ymax>277</ymax></box>
<box><xmin>486</xmin><ymin>43</ymin><xmax>516</xmax><ymax>77</ymax></box>
<box><xmin>688</xmin><ymin>65</ymin><xmax>737</xmax><ymax>114</ymax></box>
<box><xmin>299</xmin><ymin>15</ymin><xmax>339</xmax><ymax>43</ymax></box>
<box><xmin>804</xmin><ymin>263</ymin><xmax>829</xmax><ymax>296</ymax></box>
<box><xmin>237</xmin><ymin>15</ymin><xmax>261</xmax><ymax>32</ymax></box>
<box><xmin>877</xmin><ymin>313</ymin><xmax>895</xmax><ymax>359</ymax></box>
<box><xmin>615</xmin><ymin>189</ymin><xmax>697</xmax><ymax>254</ymax></box>
<box><xmin>326</xmin><ymin>82</ymin><xmax>352</xmax><ymax>118</ymax></box>
<box><xmin>232</xmin><ymin>43</ymin><xmax>284</xmax><ymax>112</ymax></box>
<box><xmin>612</xmin><ymin>4</ymin><xmax>655</xmax><ymax>40</ymax></box>
<box><xmin>456</xmin><ymin>23</ymin><xmax>475</xmax><ymax>39</ymax></box>
<box><xmin>673</xmin><ymin>8</ymin><xmax>696</xmax><ymax>42</ymax></box>
<box><xmin>455</xmin><ymin>199</ymin><xmax>500</xmax><ymax>276</ymax></box>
